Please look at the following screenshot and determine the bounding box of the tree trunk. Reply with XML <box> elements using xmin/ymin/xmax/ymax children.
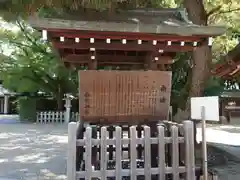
<box><xmin>56</xmin><ymin>84</ymin><xmax>64</xmax><ymax>111</ymax></box>
<box><xmin>184</xmin><ymin>0</ymin><xmax>211</xmax><ymax>97</ymax></box>
<box><xmin>176</xmin><ymin>0</ymin><xmax>212</xmax><ymax>164</ymax></box>
<box><xmin>174</xmin><ymin>0</ymin><xmax>211</xmax><ymax>120</ymax></box>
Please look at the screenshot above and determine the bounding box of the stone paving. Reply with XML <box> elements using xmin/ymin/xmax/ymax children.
<box><xmin>199</xmin><ymin>123</ymin><xmax>240</xmax><ymax>180</ymax></box>
<box><xmin>1</xmin><ymin>119</ymin><xmax>240</xmax><ymax>180</ymax></box>
<box><xmin>0</xmin><ymin>123</ymin><xmax>68</xmax><ymax>180</ymax></box>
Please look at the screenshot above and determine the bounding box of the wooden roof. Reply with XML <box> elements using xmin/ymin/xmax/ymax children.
<box><xmin>29</xmin><ymin>8</ymin><xmax>225</xmax><ymax>36</ymax></box>
<box><xmin>213</xmin><ymin>43</ymin><xmax>240</xmax><ymax>79</ymax></box>
<box><xmin>28</xmin><ymin>8</ymin><xmax>226</xmax><ymax>69</ymax></box>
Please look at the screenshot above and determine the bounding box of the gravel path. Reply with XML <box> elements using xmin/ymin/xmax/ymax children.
<box><xmin>198</xmin><ymin>123</ymin><xmax>240</xmax><ymax>180</ymax></box>
<box><xmin>1</xmin><ymin>121</ymin><xmax>240</xmax><ymax>180</ymax></box>
<box><xmin>0</xmin><ymin>124</ymin><xmax>68</xmax><ymax>180</ymax></box>
<box><xmin>208</xmin><ymin>144</ymin><xmax>240</xmax><ymax>180</ymax></box>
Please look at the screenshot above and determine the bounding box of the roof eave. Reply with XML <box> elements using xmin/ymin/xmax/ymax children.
<box><xmin>28</xmin><ymin>17</ymin><xmax>226</xmax><ymax>37</ymax></box>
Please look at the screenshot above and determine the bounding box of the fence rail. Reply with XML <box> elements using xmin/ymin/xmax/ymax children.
<box><xmin>68</xmin><ymin>120</ymin><xmax>196</xmax><ymax>180</ymax></box>
<box><xmin>36</xmin><ymin>111</ymin><xmax>79</xmax><ymax>123</ymax></box>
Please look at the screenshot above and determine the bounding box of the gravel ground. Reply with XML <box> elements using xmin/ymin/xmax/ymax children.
<box><xmin>198</xmin><ymin>123</ymin><xmax>240</xmax><ymax>180</ymax></box>
<box><xmin>208</xmin><ymin>144</ymin><xmax>240</xmax><ymax>180</ymax></box>
<box><xmin>0</xmin><ymin>123</ymin><xmax>68</xmax><ymax>180</ymax></box>
<box><xmin>1</xmin><ymin>118</ymin><xmax>240</xmax><ymax>180</ymax></box>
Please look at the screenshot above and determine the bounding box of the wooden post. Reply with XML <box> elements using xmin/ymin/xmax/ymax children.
<box><xmin>85</xmin><ymin>127</ymin><xmax>93</xmax><ymax>179</ymax></box>
<box><xmin>184</xmin><ymin>120</ymin><xmax>196</xmax><ymax>180</ymax></box>
<box><xmin>171</xmin><ymin>125</ymin><xmax>179</xmax><ymax>180</ymax></box>
<box><xmin>201</xmin><ymin>106</ymin><xmax>208</xmax><ymax>180</ymax></box>
<box><xmin>115</xmin><ymin>126</ymin><xmax>122</xmax><ymax>180</ymax></box>
<box><xmin>100</xmin><ymin>127</ymin><xmax>107</xmax><ymax>179</ymax></box>
<box><xmin>67</xmin><ymin>122</ymin><xmax>77</xmax><ymax>180</ymax></box>
<box><xmin>144</xmin><ymin>126</ymin><xmax>151</xmax><ymax>179</ymax></box>
<box><xmin>158</xmin><ymin>125</ymin><xmax>165</xmax><ymax>180</ymax></box>
<box><xmin>130</xmin><ymin>126</ymin><xmax>137</xmax><ymax>180</ymax></box>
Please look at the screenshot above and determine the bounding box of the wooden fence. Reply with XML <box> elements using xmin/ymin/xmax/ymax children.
<box><xmin>36</xmin><ymin>111</ymin><xmax>79</xmax><ymax>123</ymax></box>
<box><xmin>67</xmin><ymin>120</ymin><xmax>197</xmax><ymax>180</ymax></box>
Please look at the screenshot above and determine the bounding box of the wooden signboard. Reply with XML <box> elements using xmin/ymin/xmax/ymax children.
<box><xmin>79</xmin><ymin>70</ymin><xmax>172</xmax><ymax>124</ymax></box>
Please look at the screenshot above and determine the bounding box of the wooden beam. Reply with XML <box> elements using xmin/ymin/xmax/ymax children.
<box><xmin>213</xmin><ymin>60</ymin><xmax>240</xmax><ymax>77</ymax></box>
<box><xmin>47</xmin><ymin>29</ymin><xmax>206</xmax><ymax>42</ymax></box>
<box><xmin>213</xmin><ymin>43</ymin><xmax>240</xmax><ymax>78</ymax></box>
<box><xmin>52</xmin><ymin>41</ymin><xmax>195</xmax><ymax>52</ymax></box>
<box><xmin>63</xmin><ymin>54</ymin><xmax>173</xmax><ymax>64</ymax></box>
<box><xmin>70</xmin><ymin>63</ymin><xmax>144</xmax><ymax>69</ymax></box>
<box><xmin>214</xmin><ymin>66</ymin><xmax>238</xmax><ymax>78</ymax></box>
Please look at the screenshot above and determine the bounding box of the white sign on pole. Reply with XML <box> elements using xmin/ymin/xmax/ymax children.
<box><xmin>191</xmin><ymin>96</ymin><xmax>219</xmax><ymax>121</ymax></box>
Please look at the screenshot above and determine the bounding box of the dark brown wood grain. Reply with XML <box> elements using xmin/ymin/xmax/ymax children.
<box><xmin>79</xmin><ymin>70</ymin><xmax>172</xmax><ymax>123</ymax></box>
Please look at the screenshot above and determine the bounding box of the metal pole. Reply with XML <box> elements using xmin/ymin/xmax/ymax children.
<box><xmin>201</xmin><ymin>106</ymin><xmax>208</xmax><ymax>180</ymax></box>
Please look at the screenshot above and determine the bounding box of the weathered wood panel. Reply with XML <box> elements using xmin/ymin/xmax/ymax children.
<box><xmin>79</xmin><ymin>70</ymin><xmax>172</xmax><ymax>123</ymax></box>
<box><xmin>67</xmin><ymin>121</ymin><xmax>196</xmax><ymax>179</ymax></box>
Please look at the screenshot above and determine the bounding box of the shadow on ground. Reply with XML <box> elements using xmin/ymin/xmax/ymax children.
<box><xmin>0</xmin><ymin>124</ymin><xmax>68</xmax><ymax>180</ymax></box>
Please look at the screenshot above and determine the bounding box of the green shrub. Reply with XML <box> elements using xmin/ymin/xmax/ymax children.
<box><xmin>18</xmin><ymin>97</ymin><xmax>37</xmax><ymax>122</ymax></box>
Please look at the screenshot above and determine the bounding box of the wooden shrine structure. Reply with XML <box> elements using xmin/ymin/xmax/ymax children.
<box><xmin>29</xmin><ymin>8</ymin><xmax>225</xmax><ymax>123</ymax></box>
<box><xmin>29</xmin><ymin>8</ymin><xmax>225</xmax><ymax>179</ymax></box>
<box><xmin>213</xmin><ymin>43</ymin><xmax>240</xmax><ymax>79</ymax></box>
<box><xmin>213</xmin><ymin>43</ymin><xmax>240</xmax><ymax>123</ymax></box>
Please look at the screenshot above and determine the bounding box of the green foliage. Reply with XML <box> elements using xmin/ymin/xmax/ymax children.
<box><xmin>203</xmin><ymin>77</ymin><xmax>225</xmax><ymax>96</ymax></box>
<box><xmin>1</xmin><ymin>0</ymin><xmax>240</xmax><ymax>115</ymax></box>
<box><xmin>170</xmin><ymin>53</ymin><xmax>192</xmax><ymax>114</ymax></box>
<box><xmin>0</xmin><ymin>19</ymin><xmax>78</xmax><ymax>97</ymax></box>
<box><xmin>206</xmin><ymin>0</ymin><xmax>240</xmax><ymax>63</ymax></box>
<box><xmin>18</xmin><ymin>97</ymin><xmax>36</xmax><ymax>122</ymax></box>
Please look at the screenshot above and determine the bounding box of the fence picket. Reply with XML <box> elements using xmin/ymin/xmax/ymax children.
<box><xmin>36</xmin><ymin>111</ymin><xmax>79</xmax><ymax>123</ymax></box>
<box><xmin>67</xmin><ymin>122</ymin><xmax>77</xmax><ymax>180</ymax></box>
<box><xmin>184</xmin><ymin>121</ymin><xmax>196</xmax><ymax>180</ymax></box>
<box><xmin>43</xmin><ymin>112</ymin><xmax>47</xmax><ymax>123</ymax></box>
<box><xmin>115</xmin><ymin>126</ymin><xmax>122</xmax><ymax>180</ymax></box>
<box><xmin>85</xmin><ymin>126</ymin><xmax>92</xmax><ymax>179</ymax></box>
<box><xmin>171</xmin><ymin>125</ymin><xmax>179</xmax><ymax>180</ymax></box>
<box><xmin>100</xmin><ymin>127</ymin><xmax>107</xmax><ymax>180</ymax></box>
<box><xmin>144</xmin><ymin>126</ymin><xmax>151</xmax><ymax>179</ymax></box>
<box><xmin>69</xmin><ymin>121</ymin><xmax>197</xmax><ymax>180</ymax></box>
<box><xmin>130</xmin><ymin>126</ymin><xmax>137</xmax><ymax>180</ymax></box>
<box><xmin>158</xmin><ymin>125</ymin><xmax>165</xmax><ymax>180</ymax></box>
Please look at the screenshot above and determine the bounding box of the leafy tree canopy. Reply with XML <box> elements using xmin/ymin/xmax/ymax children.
<box><xmin>1</xmin><ymin>0</ymin><xmax>240</xmax><ymax>114</ymax></box>
<box><xmin>0</xmin><ymin>20</ymin><xmax>78</xmax><ymax>99</ymax></box>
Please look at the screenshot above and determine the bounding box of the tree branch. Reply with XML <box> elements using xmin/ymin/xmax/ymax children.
<box><xmin>208</xmin><ymin>7</ymin><xmax>240</xmax><ymax>18</ymax></box>
<box><xmin>217</xmin><ymin>7</ymin><xmax>240</xmax><ymax>15</ymax></box>
<box><xmin>206</xmin><ymin>5</ymin><xmax>222</xmax><ymax>18</ymax></box>
<box><xmin>15</xmin><ymin>19</ymin><xmax>53</xmax><ymax>57</ymax></box>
